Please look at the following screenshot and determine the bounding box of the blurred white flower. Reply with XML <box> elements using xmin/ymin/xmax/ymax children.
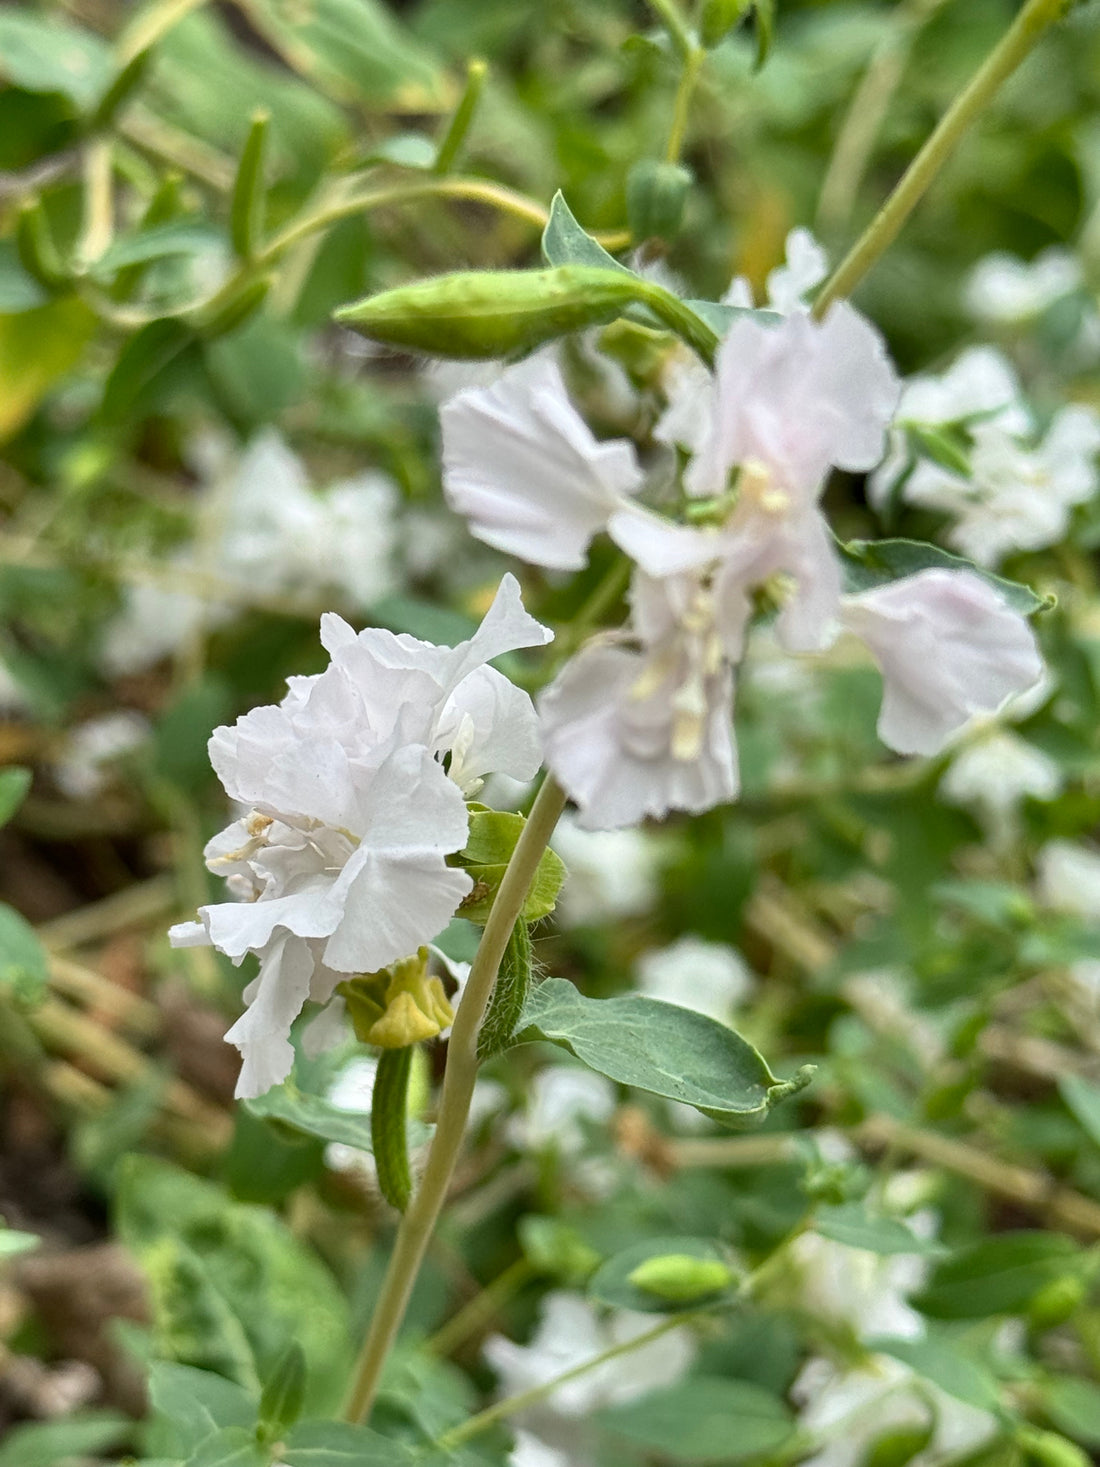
<box><xmin>0</xmin><ymin>657</ymin><xmax>31</xmax><ymax>717</ymax></box>
<box><xmin>1037</xmin><ymin>839</ymin><xmax>1100</xmax><ymax>922</ymax></box>
<box><xmin>484</xmin><ymin>1290</ymin><xmax>694</xmax><ymax>1420</ymax></box>
<box><xmin>838</xmin><ymin>569</ymin><xmax>1043</xmax><ymax>756</ymax></box>
<box><xmin>551</xmin><ymin>813</ymin><xmax>659</xmax><ymax>927</ymax></box>
<box><xmin>54</xmin><ymin>711</ymin><xmax>150</xmax><ymax>800</ymax></box>
<box><xmin>635</xmin><ymin>936</ymin><xmax>753</xmax><ymax>1022</ymax></box>
<box><xmin>169</xmin><ymin>575</ymin><xmax>551</xmax><ymax>1098</ymax></box>
<box><xmin>323</xmin><ymin>1054</ymin><xmax>379</xmax><ymax>1180</ymax></box>
<box><xmin>939</xmin><ymin>728</ymin><xmax>1062</xmax><ymax>840</ymax></box>
<box><xmin>507</xmin><ymin>1066</ymin><xmax>617</xmax><ymax>1155</ymax></box>
<box><xmin>100</xmin><ymin>576</ymin><xmax>223</xmax><ymax>678</ymax></box>
<box><xmin>789</xmin><ymin>1227</ymin><xmax>931</xmax><ymax>1342</ymax></box>
<box><xmin>508</xmin><ymin>1429</ymin><xmax>574</xmax><ymax>1467</ymax></box>
<box><xmin>793</xmin><ymin>1354</ymin><xmax>997</xmax><ymax>1467</ymax></box>
<box><xmin>965</xmin><ymin>248</ymin><xmax>1082</xmax><ymax>324</ymax></box>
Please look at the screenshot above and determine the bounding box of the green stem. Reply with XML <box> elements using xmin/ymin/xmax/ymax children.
<box><xmin>436</xmin><ymin>1312</ymin><xmax>694</xmax><ymax>1451</ymax></box>
<box><xmin>341</xmin><ymin>775</ymin><xmax>569</xmax><ymax>1425</ymax></box>
<box><xmin>646</xmin><ymin>0</ymin><xmax>697</xmax><ymax>61</ymax></box>
<box><xmin>434</xmin><ymin>58</ymin><xmax>489</xmax><ymax>175</ymax></box>
<box><xmin>427</xmin><ymin>1257</ymin><xmax>534</xmax><ymax>1359</ymax></box>
<box><xmin>813</xmin><ymin>0</ymin><xmax>1070</xmax><ymax>316</ymax></box>
<box><xmin>636</xmin><ymin>277</ymin><xmax>720</xmax><ymax>364</ymax></box>
<box><xmin>666</xmin><ymin>44</ymin><xmax>705</xmax><ymax>163</ymax></box>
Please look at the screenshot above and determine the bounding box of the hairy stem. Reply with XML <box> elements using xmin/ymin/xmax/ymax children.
<box><xmin>814</xmin><ymin>0</ymin><xmax>1071</xmax><ymax>315</ymax></box>
<box><xmin>342</xmin><ymin>775</ymin><xmax>568</xmax><ymax>1424</ymax></box>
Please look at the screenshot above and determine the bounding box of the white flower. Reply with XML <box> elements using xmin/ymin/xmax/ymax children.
<box><xmin>440</xmin><ymin>354</ymin><xmax>644</xmax><ymax>571</ymax></box>
<box><xmin>539</xmin><ymin>571</ymin><xmax>738</xmax><ymax>829</ymax></box>
<box><xmin>965</xmin><ymin>248</ymin><xmax>1082</xmax><ymax>324</ymax></box>
<box><xmin>484</xmin><ymin>1291</ymin><xmax>695</xmax><ymax>1420</ymax></box>
<box><xmin>1037</xmin><ymin>839</ymin><xmax>1100</xmax><ymax>922</ymax></box>
<box><xmin>635</xmin><ymin>936</ymin><xmax>753</xmax><ymax>1022</ymax></box>
<box><xmin>169</xmin><ymin>576</ymin><xmax>551</xmax><ymax>1097</ymax></box>
<box><xmin>939</xmin><ymin>728</ymin><xmax>1062</xmax><ymax>835</ymax></box>
<box><xmin>218</xmin><ymin>430</ymin><xmax>399</xmax><ymax>608</ymax></box>
<box><xmin>0</xmin><ymin>656</ymin><xmax>30</xmax><ymax>716</ymax></box>
<box><xmin>789</xmin><ymin>1227</ymin><xmax>931</xmax><ymax>1342</ymax></box>
<box><xmin>508</xmin><ymin>1431</ymin><xmax>573</xmax><ymax>1467</ymax></box>
<box><xmin>792</xmin><ymin>1354</ymin><xmax>997</xmax><ymax>1467</ymax></box>
<box><xmin>838</xmin><ymin>569</ymin><xmax>1043</xmax><ymax>756</ymax></box>
<box><xmin>551</xmin><ymin>813</ymin><xmax>660</xmax><ymax>927</ymax></box>
<box><xmin>507</xmin><ymin>1065</ymin><xmax>617</xmax><ymax>1155</ymax></box>
<box><xmin>100</xmin><ymin>577</ymin><xmax>223</xmax><ymax>677</ymax></box>
<box><xmin>53</xmin><ymin>711</ymin><xmax>150</xmax><ymax>800</ymax></box>
<box><xmin>761</xmin><ymin>226</ymin><xmax>830</xmax><ymax>315</ymax></box>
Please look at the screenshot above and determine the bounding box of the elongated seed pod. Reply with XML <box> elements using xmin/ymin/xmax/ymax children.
<box><xmin>371</xmin><ymin>1044</ymin><xmax>413</xmax><ymax>1212</ymax></box>
<box><xmin>477</xmin><ymin>919</ymin><xmax>533</xmax><ymax>1062</ymax></box>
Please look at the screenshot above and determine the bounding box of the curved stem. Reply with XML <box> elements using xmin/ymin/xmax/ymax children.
<box><xmin>436</xmin><ymin>1311</ymin><xmax>694</xmax><ymax>1451</ymax></box>
<box><xmin>666</xmin><ymin>45</ymin><xmax>705</xmax><ymax>164</ymax></box>
<box><xmin>814</xmin><ymin>0</ymin><xmax>1070</xmax><ymax>316</ymax></box>
<box><xmin>342</xmin><ymin>774</ymin><xmax>569</xmax><ymax>1424</ymax></box>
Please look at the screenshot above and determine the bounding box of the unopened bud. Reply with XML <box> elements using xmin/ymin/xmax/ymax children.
<box><xmin>627</xmin><ymin>1253</ymin><xmax>734</xmax><ymax>1302</ymax></box>
<box><xmin>626</xmin><ymin>160</ymin><xmax>692</xmax><ymax>245</ymax></box>
<box><xmin>1027</xmin><ymin>1274</ymin><xmax>1087</xmax><ymax>1329</ymax></box>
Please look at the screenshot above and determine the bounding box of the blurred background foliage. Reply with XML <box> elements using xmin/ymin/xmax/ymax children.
<box><xmin>1</xmin><ymin>1</ymin><xmax>1100</xmax><ymax>1465</ymax></box>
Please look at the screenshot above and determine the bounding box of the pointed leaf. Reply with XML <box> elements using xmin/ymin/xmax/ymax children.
<box><xmin>839</xmin><ymin>537</ymin><xmax>1050</xmax><ymax>617</ymax></box>
<box><xmin>589</xmin><ymin>1236</ymin><xmax>736</xmax><ymax>1314</ymax></box>
<box><xmin>516</xmin><ymin>978</ymin><xmax>812</xmax><ymax>1127</ymax></box>
<box><xmin>596</xmin><ymin>1377</ymin><xmax>793</xmax><ymax>1461</ymax></box>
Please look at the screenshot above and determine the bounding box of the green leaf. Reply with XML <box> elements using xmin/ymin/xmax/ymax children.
<box><xmin>838</xmin><ymin>538</ymin><xmax>1050</xmax><ymax>617</ymax></box>
<box><xmin>147</xmin><ymin>1361</ymin><xmax>257</xmax><ymax>1457</ymax></box>
<box><xmin>541</xmin><ymin>191</ymin><xmax>633</xmax><ymax>274</ymax></box>
<box><xmin>0</xmin><ymin>1224</ymin><xmax>39</xmax><ymax>1258</ymax></box>
<box><xmin>258</xmin><ymin>1342</ymin><xmax>307</xmax><ymax>1438</ymax></box>
<box><xmin>455</xmin><ymin>810</ymin><xmax>566</xmax><ymax>924</ymax></box>
<box><xmin>99</xmin><ymin>317</ymin><xmax>202</xmax><ymax>425</ymax></box>
<box><xmin>244</xmin><ymin>1077</ymin><xmax>429</xmax><ymax>1153</ymax></box>
<box><xmin>589</xmin><ymin>1236</ymin><xmax>736</xmax><ymax>1314</ymax></box>
<box><xmin>0</xmin><ymin>298</ymin><xmax>96</xmax><ymax>441</ymax></box>
<box><xmin>814</xmin><ymin>1202</ymin><xmax>944</xmax><ymax>1256</ymax></box>
<box><xmin>0</xmin><ymin>243</ymin><xmax>47</xmax><ymax>312</ymax></box>
<box><xmin>871</xmin><ymin>1335</ymin><xmax>1001</xmax><ymax>1411</ymax></box>
<box><xmin>88</xmin><ymin>222</ymin><xmax>224</xmax><ymax>280</ymax></box>
<box><xmin>231</xmin><ymin>109</ymin><xmax>270</xmax><ymax>261</ymax></box>
<box><xmin>0</xmin><ymin>11</ymin><xmax>112</xmax><ymax>110</ymax></box>
<box><xmin>596</xmin><ymin>1376</ymin><xmax>794</xmax><ymax>1461</ymax></box>
<box><xmin>1059</xmin><ymin>1074</ymin><xmax>1100</xmax><ymax>1149</ymax></box>
<box><xmin>282</xmin><ymin>1420</ymin><xmax>418</xmax><ymax>1465</ymax></box>
<box><xmin>1043</xmin><ymin>1377</ymin><xmax>1100</xmax><ymax>1448</ymax></box>
<box><xmin>516</xmin><ymin>978</ymin><xmax>813</xmax><ymax>1127</ymax></box>
<box><xmin>184</xmin><ymin>1426</ymin><xmax>270</xmax><ymax>1467</ymax></box>
<box><xmin>0</xmin><ymin>766</ymin><xmax>31</xmax><ymax>827</ymax></box>
<box><xmin>913</xmin><ymin>1232</ymin><xmax>1082</xmax><ymax>1320</ymax></box>
<box><xmin>0</xmin><ymin>901</ymin><xmax>49</xmax><ymax>1004</ymax></box>
<box><xmin>518</xmin><ymin>1214</ymin><xmax>601</xmax><ymax>1283</ymax></box>
<box><xmin>0</xmin><ymin>1411</ymin><xmax>132</xmax><ymax>1467</ymax></box>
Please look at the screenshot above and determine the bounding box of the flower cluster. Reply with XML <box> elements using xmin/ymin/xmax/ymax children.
<box><xmin>870</xmin><ymin>345</ymin><xmax>1100</xmax><ymax>568</ymax></box>
<box><xmin>441</xmin><ymin>255</ymin><xmax>1044</xmax><ymax>830</ymax></box>
<box><xmin>169</xmin><ymin>575</ymin><xmax>551</xmax><ymax>1097</ymax></box>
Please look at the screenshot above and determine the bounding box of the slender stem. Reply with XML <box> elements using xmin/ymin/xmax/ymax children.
<box><xmin>437</xmin><ymin>1312</ymin><xmax>694</xmax><ymax>1451</ymax></box>
<box><xmin>813</xmin><ymin>0</ymin><xmax>1070</xmax><ymax>316</ymax></box>
<box><xmin>78</xmin><ymin>139</ymin><xmax>114</xmax><ymax>266</ymax></box>
<box><xmin>427</xmin><ymin>1257</ymin><xmax>534</xmax><ymax>1358</ymax></box>
<box><xmin>665</xmin><ymin>44</ymin><xmax>705</xmax><ymax>164</ymax></box>
<box><xmin>646</xmin><ymin>0</ymin><xmax>696</xmax><ymax>61</ymax></box>
<box><xmin>342</xmin><ymin>775</ymin><xmax>569</xmax><ymax>1424</ymax></box>
<box><xmin>434</xmin><ymin>58</ymin><xmax>489</xmax><ymax>175</ymax></box>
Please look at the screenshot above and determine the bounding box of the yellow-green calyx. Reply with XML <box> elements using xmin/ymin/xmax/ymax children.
<box><xmin>338</xmin><ymin>947</ymin><xmax>455</xmax><ymax>1049</ymax></box>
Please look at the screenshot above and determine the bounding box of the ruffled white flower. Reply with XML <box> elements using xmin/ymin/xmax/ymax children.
<box><xmin>635</xmin><ymin>936</ymin><xmax>753</xmax><ymax>1022</ymax></box>
<box><xmin>508</xmin><ymin>1431</ymin><xmax>573</xmax><ymax>1467</ymax></box>
<box><xmin>965</xmin><ymin>248</ymin><xmax>1082</xmax><ymax>325</ymax></box>
<box><xmin>440</xmin><ymin>354</ymin><xmax>644</xmax><ymax>571</ymax></box>
<box><xmin>540</xmin><ymin>571</ymin><xmax>738</xmax><ymax>829</ymax></box>
<box><xmin>792</xmin><ymin>1354</ymin><xmax>997</xmax><ymax>1467</ymax></box>
<box><xmin>1036</xmin><ymin>839</ymin><xmax>1100</xmax><ymax>922</ymax></box>
<box><xmin>484</xmin><ymin>1291</ymin><xmax>695</xmax><ymax>1421</ymax></box>
<box><xmin>100</xmin><ymin>576</ymin><xmax>223</xmax><ymax>677</ymax></box>
<box><xmin>551</xmin><ymin>814</ymin><xmax>659</xmax><ymax>927</ymax></box>
<box><xmin>53</xmin><ymin>711</ymin><xmax>150</xmax><ymax>800</ymax></box>
<box><xmin>169</xmin><ymin>575</ymin><xmax>551</xmax><ymax>1097</ymax></box>
<box><xmin>838</xmin><ymin>569</ymin><xmax>1043</xmax><ymax>756</ymax></box>
<box><xmin>939</xmin><ymin>728</ymin><xmax>1062</xmax><ymax>839</ymax></box>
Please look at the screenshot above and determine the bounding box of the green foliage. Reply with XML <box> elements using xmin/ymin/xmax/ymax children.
<box><xmin>517</xmin><ymin>978</ymin><xmax>813</xmax><ymax>1127</ymax></box>
<box><xmin>455</xmin><ymin>810</ymin><xmax>566</xmax><ymax>924</ymax></box>
<box><xmin>596</xmin><ymin>1376</ymin><xmax>794</xmax><ymax>1461</ymax></box>
<box><xmin>591</xmin><ymin>1236</ymin><xmax>737</xmax><ymax>1312</ymax></box>
<box><xmin>913</xmin><ymin>1233</ymin><xmax>1084</xmax><ymax>1320</ymax></box>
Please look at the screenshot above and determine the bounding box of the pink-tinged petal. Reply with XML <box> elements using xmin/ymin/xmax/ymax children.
<box><xmin>441</xmin><ymin>355</ymin><xmax>643</xmax><ymax>570</ymax></box>
<box><xmin>840</xmin><ymin>568</ymin><xmax>1044</xmax><ymax>756</ymax></box>
<box><xmin>224</xmin><ymin>931</ymin><xmax>315</xmax><ymax>1098</ymax></box>
<box><xmin>539</xmin><ymin>643</ymin><xmax>738</xmax><ymax>831</ymax></box>
<box><xmin>608</xmin><ymin>504</ymin><xmax>726</xmax><ymax>577</ymax></box>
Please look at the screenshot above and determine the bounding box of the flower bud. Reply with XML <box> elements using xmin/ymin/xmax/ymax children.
<box><xmin>334</xmin><ymin>265</ymin><xmax>644</xmax><ymax>359</ymax></box>
<box><xmin>627</xmin><ymin>1253</ymin><xmax>734</xmax><ymax>1302</ymax></box>
<box><xmin>1017</xmin><ymin>1427</ymin><xmax>1091</xmax><ymax>1467</ymax></box>
<box><xmin>626</xmin><ymin>161</ymin><xmax>692</xmax><ymax>245</ymax></box>
<box><xmin>1027</xmin><ymin>1274</ymin><xmax>1087</xmax><ymax>1329</ymax></box>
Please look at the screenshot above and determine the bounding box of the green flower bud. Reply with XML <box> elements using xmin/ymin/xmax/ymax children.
<box><xmin>1017</xmin><ymin>1427</ymin><xmax>1091</xmax><ymax>1467</ymax></box>
<box><xmin>699</xmin><ymin>0</ymin><xmax>752</xmax><ymax>48</ymax></box>
<box><xmin>626</xmin><ymin>161</ymin><xmax>692</xmax><ymax>245</ymax></box>
<box><xmin>1027</xmin><ymin>1274</ymin><xmax>1087</xmax><ymax>1329</ymax></box>
<box><xmin>862</xmin><ymin>1424</ymin><xmax>935</xmax><ymax>1467</ymax></box>
<box><xmin>335</xmin><ymin>265</ymin><xmax>643</xmax><ymax>360</ymax></box>
<box><xmin>627</xmin><ymin>1253</ymin><xmax>734</xmax><ymax>1302</ymax></box>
